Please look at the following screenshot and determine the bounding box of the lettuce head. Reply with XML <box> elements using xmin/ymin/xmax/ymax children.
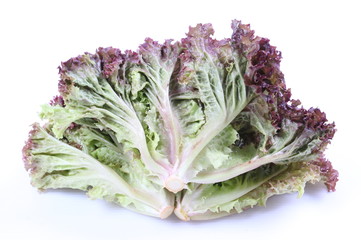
<box><xmin>23</xmin><ymin>20</ymin><xmax>338</xmax><ymax>220</ymax></box>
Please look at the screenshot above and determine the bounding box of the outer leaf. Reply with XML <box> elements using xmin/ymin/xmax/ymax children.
<box><xmin>175</xmin><ymin>161</ymin><xmax>330</xmax><ymax>221</ymax></box>
<box><xmin>178</xmin><ymin>21</ymin><xmax>337</xmax><ymax>187</ymax></box>
<box><xmin>172</xmin><ymin>23</ymin><xmax>250</xmax><ymax>184</ymax></box>
<box><xmin>175</xmin><ymin>163</ymin><xmax>287</xmax><ymax>220</ymax></box>
<box><xmin>54</xmin><ymin>52</ymin><xmax>170</xmax><ymax>179</ymax></box>
<box><xmin>23</xmin><ymin>124</ymin><xmax>174</xmax><ymax>218</ymax></box>
<box><xmin>126</xmin><ymin>39</ymin><xmax>183</xmax><ymax>167</ymax></box>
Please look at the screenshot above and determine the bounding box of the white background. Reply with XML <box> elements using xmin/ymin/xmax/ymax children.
<box><xmin>1</xmin><ymin>0</ymin><xmax>360</xmax><ymax>239</ymax></box>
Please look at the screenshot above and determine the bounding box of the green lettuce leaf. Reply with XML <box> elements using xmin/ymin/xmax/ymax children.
<box><xmin>43</xmin><ymin>53</ymin><xmax>170</xmax><ymax>178</ymax></box>
<box><xmin>23</xmin><ymin>123</ymin><xmax>174</xmax><ymax>218</ymax></box>
<box><xmin>175</xmin><ymin>161</ymin><xmax>323</xmax><ymax>221</ymax></box>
